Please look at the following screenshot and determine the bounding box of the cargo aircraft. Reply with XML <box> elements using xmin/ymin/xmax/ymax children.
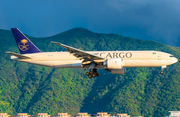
<box><xmin>6</xmin><ymin>28</ymin><xmax>178</xmax><ymax>78</ymax></box>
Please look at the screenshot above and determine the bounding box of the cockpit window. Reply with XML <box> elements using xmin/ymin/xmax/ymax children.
<box><xmin>170</xmin><ymin>55</ymin><xmax>174</xmax><ymax>57</ymax></box>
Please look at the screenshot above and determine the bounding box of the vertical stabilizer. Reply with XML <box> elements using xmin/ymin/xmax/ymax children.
<box><xmin>11</xmin><ymin>28</ymin><xmax>41</xmax><ymax>54</ymax></box>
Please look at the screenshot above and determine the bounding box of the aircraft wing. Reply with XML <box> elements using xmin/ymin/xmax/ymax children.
<box><xmin>51</xmin><ymin>42</ymin><xmax>105</xmax><ymax>61</ymax></box>
<box><xmin>6</xmin><ymin>52</ymin><xmax>32</xmax><ymax>59</ymax></box>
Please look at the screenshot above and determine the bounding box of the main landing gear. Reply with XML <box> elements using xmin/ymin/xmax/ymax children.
<box><xmin>160</xmin><ymin>66</ymin><xmax>166</xmax><ymax>75</ymax></box>
<box><xmin>85</xmin><ymin>69</ymin><xmax>100</xmax><ymax>79</ymax></box>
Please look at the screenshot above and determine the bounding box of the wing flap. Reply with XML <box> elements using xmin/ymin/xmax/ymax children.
<box><xmin>6</xmin><ymin>52</ymin><xmax>32</xmax><ymax>59</ymax></box>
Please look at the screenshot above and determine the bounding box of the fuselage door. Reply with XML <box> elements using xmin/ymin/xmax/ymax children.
<box><xmin>158</xmin><ymin>53</ymin><xmax>161</xmax><ymax>60</ymax></box>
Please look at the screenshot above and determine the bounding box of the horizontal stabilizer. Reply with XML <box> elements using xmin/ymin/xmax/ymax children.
<box><xmin>6</xmin><ymin>52</ymin><xmax>32</xmax><ymax>59</ymax></box>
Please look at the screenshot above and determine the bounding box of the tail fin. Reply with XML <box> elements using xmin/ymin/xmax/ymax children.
<box><xmin>11</xmin><ymin>28</ymin><xmax>41</xmax><ymax>54</ymax></box>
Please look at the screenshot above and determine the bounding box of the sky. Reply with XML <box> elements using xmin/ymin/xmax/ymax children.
<box><xmin>1</xmin><ymin>0</ymin><xmax>180</xmax><ymax>46</ymax></box>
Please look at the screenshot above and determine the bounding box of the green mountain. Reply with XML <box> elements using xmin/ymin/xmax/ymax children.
<box><xmin>0</xmin><ymin>28</ymin><xmax>180</xmax><ymax>117</ymax></box>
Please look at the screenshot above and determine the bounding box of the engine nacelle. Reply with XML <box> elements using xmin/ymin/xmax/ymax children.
<box><xmin>110</xmin><ymin>69</ymin><xmax>126</xmax><ymax>74</ymax></box>
<box><xmin>104</xmin><ymin>58</ymin><xmax>123</xmax><ymax>69</ymax></box>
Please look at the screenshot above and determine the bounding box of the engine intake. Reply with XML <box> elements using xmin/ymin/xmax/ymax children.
<box><xmin>104</xmin><ymin>58</ymin><xmax>123</xmax><ymax>69</ymax></box>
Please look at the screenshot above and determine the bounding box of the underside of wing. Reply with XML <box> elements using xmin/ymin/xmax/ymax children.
<box><xmin>6</xmin><ymin>52</ymin><xmax>32</xmax><ymax>59</ymax></box>
<box><xmin>52</xmin><ymin>42</ymin><xmax>105</xmax><ymax>61</ymax></box>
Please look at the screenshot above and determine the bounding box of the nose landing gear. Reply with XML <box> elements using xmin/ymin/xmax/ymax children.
<box><xmin>160</xmin><ymin>70</ymin><xmax>164</xmax><ymax>75</ymax></box>
<box><xmin>85</xmin><ymin>69</ymin><xmax>99</xmax><ymax>79</ymax></box>
<box><xmin>160</xmin><ymin>66</ymin><xmax>166</xmax><ymax>75</ymax></box>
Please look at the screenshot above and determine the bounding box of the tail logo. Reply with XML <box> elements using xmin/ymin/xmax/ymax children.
<box><xmin>18</xmin><ymin>39</ymin><xmax>29</xmax><ymax>51</ymax></box>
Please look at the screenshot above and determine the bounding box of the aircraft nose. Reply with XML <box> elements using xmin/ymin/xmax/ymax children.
<box><xmin>172</xmin><ymin>57</ymin><xmax>178</xmax><ymax>63</ymax></box>
<box><xmin>175</xmin><ymin>57</ymin><xmax>178</xmax><ymax>63</ymax></box>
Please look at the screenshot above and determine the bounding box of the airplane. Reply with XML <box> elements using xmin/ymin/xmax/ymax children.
<box><xmin>6</xmin><ymin>28</ymin><xmax>178</xmax><ymax>78</ymax></box>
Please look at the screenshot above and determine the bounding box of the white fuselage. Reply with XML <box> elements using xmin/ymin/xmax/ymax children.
<box><xmin>11</xmin><ymin>51</ymin><xmax>178</xmax><ymax>69</ymax></box>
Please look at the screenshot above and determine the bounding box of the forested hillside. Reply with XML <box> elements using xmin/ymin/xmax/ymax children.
<box><xmin>0</xmin><ymin>28</ymin><xmax>180</xmax><ymax>117</ymax></box>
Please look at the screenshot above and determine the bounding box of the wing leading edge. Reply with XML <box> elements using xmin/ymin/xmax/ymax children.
<box><xmin>51</xmin><ymin>42</ymin><xmax>105</xmax><ymax>62</ymax></box>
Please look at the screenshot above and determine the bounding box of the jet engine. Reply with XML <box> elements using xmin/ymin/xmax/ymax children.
<box><xmin>104</xmin><ymin>58</ymin><xmax>123</xmax><ymax>69</ymax></box>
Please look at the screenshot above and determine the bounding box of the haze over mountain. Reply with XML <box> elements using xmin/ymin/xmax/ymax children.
<box><xmin>0</xmin><ymin>28</ymin><xmax>180</xmax><ymax>117</ymax></box>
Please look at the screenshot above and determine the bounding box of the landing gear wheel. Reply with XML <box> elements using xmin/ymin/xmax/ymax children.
<box><xmin>160</xmin><ymin>71</ymin><xmax>164</xmax><ymax>75</ymax></box>
<box><xmin>92</xmin><ymin>73</ymin><xmax>96</xmax><ymax>78</ymax></box>
<box><xmin>86</xmin><ymin>72</ymin><xmax>89</xmax><ymax>76</ymax></box>
<box><xmin>89</xmin><ymin>71</ymin><xmax>93</xmax><ymax>75</ymax></box>
<box><xmin>85</xmin><ymin>68</ymin><xmax>99</xmax><ymax>78</ymax></box>
<box><xmin>88</xmin><ymin>75</ymin><xmax>92</xmax><ymax>79</ymax></box>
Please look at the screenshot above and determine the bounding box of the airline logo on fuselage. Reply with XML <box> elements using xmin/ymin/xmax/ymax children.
<box><xmin>94</xmin><ymin>52</ymin><xmax>132</xmax><ymax>58</ymax></box>
<box><xmin>18</xmin><ymin>39</ymin><xmax>29</xmax><ymax>51</ymax></box>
